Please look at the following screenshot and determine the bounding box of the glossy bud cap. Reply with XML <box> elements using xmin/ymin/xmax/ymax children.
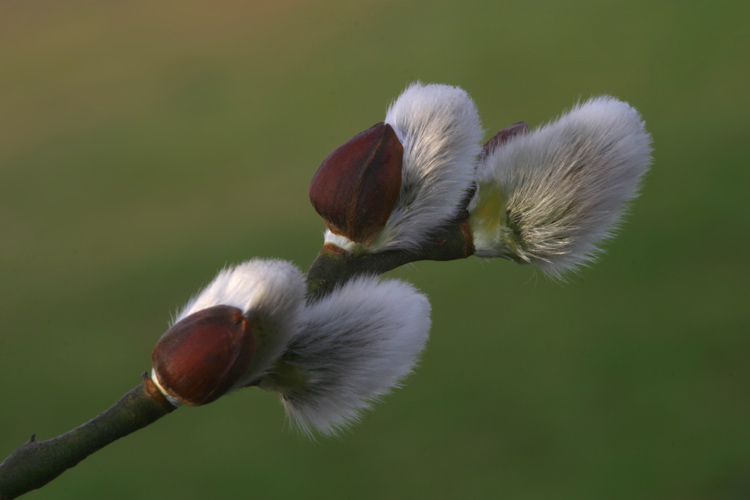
<box><xmin>480</xmin><ymin>121</ymin><xmax>530</xmax><ymax>160</ymax></box>
<box><xmin>309</xmin><ymin>122</ymin><xmax>403</xmax><ymax>245</ymax></box>
<box><xmin>151</xmin><ymin>305</ymin><xmax>255</xmax><ymax>406</ymax></box>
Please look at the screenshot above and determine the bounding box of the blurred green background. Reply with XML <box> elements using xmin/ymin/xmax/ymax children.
<box><xmin>1</xmin><ymin>1</ymin><xmax>748</xmax><ymax>499</ymax></box>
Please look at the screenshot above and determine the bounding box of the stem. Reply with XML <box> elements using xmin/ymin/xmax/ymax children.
<box><xmin>0</xmin><ymin>376</ymin><xmax>175</xmax><ymax>500</ymax></box>
<box><xmin>306</xmin><ymin>220</ymin><xmax>474</xmax><ymax>299</ymax></box>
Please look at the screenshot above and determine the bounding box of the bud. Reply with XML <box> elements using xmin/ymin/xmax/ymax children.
<box><xmin>263</xmin><ymin>276</ymin><xmax>431</xmax><ymax>436</ymax></box>
<box><xmin>151</xmin><ymin>305</ymin><xmax>255</xmax><ymax>406</ymax></box>
<box><xmin>469</xmin><ymin>96</ymin><xmax>652</xmax><ymax>278</ymax></box>
<box><xmin>323</xmin><ymin>82</ymin><xmax>484</xmax><ymax>254</ymax></box>
<box><xmin>309</xmin><ymin>122</ymin><xmax>403</xmax><ymax>245</ymax></box>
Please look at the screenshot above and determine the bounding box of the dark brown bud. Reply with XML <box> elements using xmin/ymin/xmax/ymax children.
<box><xmin>151</xmin><ymin>305</ymin><xmax>255</xmax><ymax>406</ymax></box>
<box><xmin>309</xmin><ymin>122</ymin><xmax>403</xmax><ymax>245</ymax></box>
<box><xmin>480</xmin><ymin>121</ymin><xmax>530</xmax><ymax>160</ymax></box>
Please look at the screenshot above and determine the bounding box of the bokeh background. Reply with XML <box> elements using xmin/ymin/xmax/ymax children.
<box><xmin>1</xmin><ymin>1</ymin><xmax>748</xmax><ymax>499</ymax></box>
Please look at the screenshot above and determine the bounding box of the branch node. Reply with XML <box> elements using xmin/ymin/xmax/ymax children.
<box><xmin>143</xmin><ymin>376</ymin><xmax>177</xmax><ymax>413</ymax></box>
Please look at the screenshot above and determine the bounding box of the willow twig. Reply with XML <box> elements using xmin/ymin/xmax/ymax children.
<box><xmin>0</xmin><ymin>376</ymin><xmax>175</xmax><ymax>499</ymax></box>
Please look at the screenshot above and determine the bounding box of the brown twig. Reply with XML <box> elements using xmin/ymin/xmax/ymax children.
<box><xmin>0</xmin><ymin>376</ymin><xmax>175</xmax><ymax>500</ymax></box>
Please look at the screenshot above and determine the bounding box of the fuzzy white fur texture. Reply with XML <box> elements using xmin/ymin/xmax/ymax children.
<box><xmin>469</xmin><ymin>96</ymin><xmax>652</xmax><ymax>278</ymax></box>
<box><xmin>174</xmin><ymin>259</ymin><xmax>305</xmax><ymax>387</ymax></box>
<box><xmin>273</xmin><ymin>276</ymin><xmax>431</xmax><ymax>436</ymax></box>
<box><xmin>325</xmin><ymin>82</ymin><xmax>483</xmax><ymax>254</ymax></box>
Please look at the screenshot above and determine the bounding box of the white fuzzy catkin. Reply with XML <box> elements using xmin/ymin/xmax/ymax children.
<box><xmin>469</xmin><ymin>96</ymin><xmax>652</xmax><ymax>278</ymax></box>
<box><xmin>272</xmin><ymin>276</ymin><xmax>431</xmax><ymax>435</ymax></box>
<box><xmin>325</xmin><ymin>82</ymin><xmax>483</xmax><ymax>254</ymax></box>
<box><xmin>173</xmin><ymin>259</ymin><xmax>305</xmax><ymax>387</ymax></box>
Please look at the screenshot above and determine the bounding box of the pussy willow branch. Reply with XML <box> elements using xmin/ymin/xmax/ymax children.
<box><xmin>0</xmin><ymin>377</ymin><xmax>175</xmax><ymax>500</ymax></box>
<box><xmin>0</xmin><ymin>219</ymin><xmax>473</xmax><ymax>499</ymax></box>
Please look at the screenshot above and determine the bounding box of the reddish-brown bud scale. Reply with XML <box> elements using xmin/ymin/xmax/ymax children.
<box><xmin>151</xmin><ymin>305</ymin><xmax>255</xmax><ymax>406</ymax></box>
<box><xmin>309</xmin><ymin>122</ymin><xmax>403</xmax><ymax>245</ymax></box>
<box><xmin>480</xmin><ymin>121</ymin><xmax>530</xmax><ymax>160</ymax></box>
